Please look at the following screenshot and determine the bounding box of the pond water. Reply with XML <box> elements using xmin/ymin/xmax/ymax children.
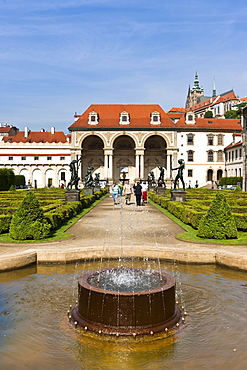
<box><xmin>0</xmin><ymin>260</ymin><xmax>246</xmax><ymax>370</ymax></box>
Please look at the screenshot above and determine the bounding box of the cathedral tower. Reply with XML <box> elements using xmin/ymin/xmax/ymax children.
<box><xmin>185</xmin><ymin>71</ymin><xmax>204</xmax><ymax>108</ymax></box>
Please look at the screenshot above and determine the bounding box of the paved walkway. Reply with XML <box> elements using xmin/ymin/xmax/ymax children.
<box><xmin>0</xmin><ymin>195</ymin><xmax>247</xmax><ymax>271</ymax></box>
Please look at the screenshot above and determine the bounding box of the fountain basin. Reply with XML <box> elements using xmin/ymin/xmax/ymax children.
<box><xmin>71</xmin><ymin>267</ymin><xmax>181</xmax><ymax>335</ymax></box>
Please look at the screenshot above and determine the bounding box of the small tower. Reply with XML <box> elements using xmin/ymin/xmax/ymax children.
<box><xmin>212</xmin><ymin>78</ymin><xmax>217</xmax><ymax>97</ymax></box>
<box><xmin>185</xmin><ymin>71</ymin><xmax>204</xmax><ymax>108</ymax></box>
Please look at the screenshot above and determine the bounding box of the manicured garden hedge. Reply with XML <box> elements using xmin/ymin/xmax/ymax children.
<box><xmin>0</xmin><ymin>188</ymin><xmax>107</xmax><ymax>234</ymax></box>
<box><xmin>148</xmin><ymin>188</ymin><xmax>247</xmax><ymax>231</ymax></box>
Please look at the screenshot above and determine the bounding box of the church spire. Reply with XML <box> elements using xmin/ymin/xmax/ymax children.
<box><xmin>191</xmin><ymin>71</ymin><xmax>203</xmax><ymax>92</ymax></box>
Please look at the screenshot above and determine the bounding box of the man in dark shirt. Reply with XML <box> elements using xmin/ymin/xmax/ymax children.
<box><xmin>133</xmin><ymin>181</ymin><xmax>142</xmax><ymax>206</ymax></box>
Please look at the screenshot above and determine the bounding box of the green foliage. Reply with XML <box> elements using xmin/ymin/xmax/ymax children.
<box><xmin>9</xmin><ymin>185</ymin><xmax>16</xmax><ymax>191</ymax></box>
<box><xmin>234</xmin><ymin>186</ymin><xmax>242</xmax><ymax>192</ymax></box>
<box><xmin>224</xmin><ymin>110</ymin><xmax>239</xmax><ymax>119</ymax></box>
<box><xmin>0</xmin><ymin>168</ymin><xmax>15</xmax><ymax>191</ymax></box>
<box><xmin>219</xmin><ymin>177</ymin><xmax>242</xmax><ymax>186</ymax></box>
<box><xmin>197</xmin><ymin>192</ymin><xmax>237</xmax><ymax>239</ymax></box>
<box><xmin>15</xmin><ymin>175</ymin><xmax>26</xmax><ymax>187</ymax></box>
<box><xmin>204</xmin><ymin>111</ymin><xmax>213</xmax><ymax>118</ymax></box>
<box><xmin>9</xmin><ymin>191</ymin><xmax>51</xmax><ymax>240</ymax></box>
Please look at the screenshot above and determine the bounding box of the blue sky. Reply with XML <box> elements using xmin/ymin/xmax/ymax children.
<box><xmin>1</xmin><ymin>0</ymin><xmax>247</xmax><ymax>133</ymax></box>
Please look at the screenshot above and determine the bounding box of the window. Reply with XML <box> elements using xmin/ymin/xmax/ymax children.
<box><xmin>60</xmin><ymin>156</ymin><xmax>65</xmax><ymax>161</ymax></box>
<box><xmin>208</xmin><ymin>134</ymin><xmax>214</xmax><ymax>145</ymax></box>
<box><xmin>217</xmin><ymin>150</ymin><xmax>223</xmax><ymax>162</ymax></box>
<box><xmin>150</xmin><ymin>111</ymin><xmax>161</xmax><ymax>124</ymax></box>
<box><xmin>188</xmin><ymin>115</ymin><xmax>193</xmax><ymax>121</ymax></box>
<box><xmin>119</xmin><ymin>111</ymin><xmax>130</xmax><ymax>124</ymax></box>
<box><xmin>235</xmin><ymin>150</ymin><xmax>238</xmax><ymax>159</ymax></box>
<box><xmin>61</xmin><ymin>172</ymin><xmax>66</xmax><ymax>181</ymax></box>
<box><xmin>88</xmin><ymin>110</ymin><xmax>98</xmax><ymax>125</ymax></box>
<box><xmin>188</xmin><ymin>169</ymin><xmax>193</xmax><ymax>177</ymax></box>
<box><xmin>34</xmin><ymin>156</ymin><xmax>39</xmax><ymax>161</ymax></box>
<box><xmin>21</xmin><ymin>156</ymin><xmax>26</xmax><ymax>161</ymax></box>
<box><xmin>225</xmin><ymin>152</ymin><xmax>228</xmax><ymax>162</ymax></box>
<box><xmin>187</xmin><ymin>150</ymin><xmax>194</xmax><ymax>162</ymax></box>
<box><xmin>239</xmin><ymin>148</ymin><xmax>242</xmax><ymax>158</ymax></box>
<box><xmin>187</xmin><ymin>134</ymin><xmax>194</xmax><ymax>145</ymax></box>
<box><xmin>47</xmin><ymin>156</ymin><xmax>52</xmax><ymax>160</ymax></box>
<box><xmin>217</xmin><ymin>134</ymin><xmax>224</xmax><ymax>146</ymax></box>
<box><xmin>8</xmin><ymin>156</ymin><xmax>13</xmax><ymax>160</ymax></box>
<box><xmin>207</xmin><ymin>150</ymin><xmax>214</xmax><ymax>162</ymax></box>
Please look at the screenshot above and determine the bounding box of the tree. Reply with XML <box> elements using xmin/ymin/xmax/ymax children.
<box><xmin>197</xmin><ymin>192</ymin><xmax>237</xmax><ymax>239</ymax></box>
<box><xmin>224</xmin><ymin>102</ymin><xmax>247</xmax><ymax>119</ymax></box>
<box><xmin>9</xmin><ymin>191</ymin><xmax>51</xmax><ymax>240</ymax></box>
<box><xmin>204</xmin><ymin>110</ymin><xmax>213</xmax><ymax>118</ymax></box>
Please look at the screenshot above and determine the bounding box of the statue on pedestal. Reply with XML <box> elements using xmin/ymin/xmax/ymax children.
<box><xmin>67</xmin><ymin>157</ymin><xmax>81</xmax><ymax>190</ymax></box>
<box><xmin>172</xmin><ymin>159</ymin><xmax>185</xmax><ymax>191</ymax></box>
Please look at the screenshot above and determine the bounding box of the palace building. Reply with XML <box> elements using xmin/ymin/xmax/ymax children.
<box><xmin>68</xmin><ymin>104</ymin><xmax>242</xmax><ymax>188</ymax></box>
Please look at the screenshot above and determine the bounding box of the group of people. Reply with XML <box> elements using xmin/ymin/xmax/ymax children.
<box><xmin>111</xmin><ymin>181</ymin><xmax>148</xmax><ymax>206</ymax></box>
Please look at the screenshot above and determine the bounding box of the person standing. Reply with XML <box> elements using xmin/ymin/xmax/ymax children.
<box><xmin>133</xmin><ymin>181</ymin><xmax>142</xmax><ymax>207</ymax></box>
<box><xmin>111</xmin><ymin>182</ymin><xmax>119</xmax><ymax>205</ymax></box>
<box><xmin>123</xmin><ymin>181</ymin><xmax>132</xmax><ymax>204</ymax></box>
<box><xmin>141</xmin><ymin>181</ymin><xmax>148</xmax><ymax>203</ymax></box>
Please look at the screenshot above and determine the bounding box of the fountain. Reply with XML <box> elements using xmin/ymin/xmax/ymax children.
<box><xmin>70</xmin><ymin>267</ymin><xmax>181</xmax><ymax>336</ymax></box>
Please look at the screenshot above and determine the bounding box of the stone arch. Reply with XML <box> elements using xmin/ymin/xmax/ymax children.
<box><xmin>81</xmin><ymin>135</ymin><xmax>104</xmax><ymax>180</ymax></box>
<box><xmin>217</xmin><ymin>169</ymin><xmax>223</xmax><ymax>181</ymax></box>
<box><xmin>140</xmin><ymin>132</ymin><xmax>172</xmax><ymax>148</ymax></box>
<box><xmin>45</xmin><ymin>168</ymin><xmax>55</xmax><ymax>188</ymax></box>
<box><xmin>78</xmin><ymin>132</ymin><xmax>107</xmax><ymax>149</ymax></box>
<box><xmin>112</xmin><ymin>135</ymin><xmax>135</xmax><ymax>182</ymax></box>
<box><xmin>144</xmin><ymin>135</ymin><xmax>167</xmax><ymax>180</ymax></box>
<box><xmin>109</xmin><ymin>132</ymin><xmax>138</xmax><ymax>149</ymax></box>
<box><xmin>32</xmin><ymin>168</ymin><xmax>42</xmax><ymax>188</ymax></box>
<box><xmin>19</xmin><ymin>168</ymin><xmax>30</xmax><ymax>186</ymax></box>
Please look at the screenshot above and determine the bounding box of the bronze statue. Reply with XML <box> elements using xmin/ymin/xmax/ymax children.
<box><xmin>148</xmin><ymin>171</ymin><xmax>156</xmax><ymax>187</ymax></box>
<box><xmin>67</xmin><ymin>157</ymin><xmax>81</xmax><ymax>190</ymax></box>
<box><xmin>84</xmin><ymin>166</ymin><xmax>94</xmax><ymax>187</ymax></box>
<box><xmin>94</xmin><ymin>172</ymin><xmax>100</xmax><ymax>187</ymax></box>
<box><xmin>172</xmin><ymin>159</ymin><xmax>185</xmax><ymax>191</ymax></box>
<box><xmin>157</xmin><ymin>166</ymin><xmax>166</xmax><ymax>187</ymax></box>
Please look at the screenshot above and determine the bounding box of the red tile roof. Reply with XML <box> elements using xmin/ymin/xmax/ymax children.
<box><xmin>69</xmin><ymin>104</ymin><xmax>174</xmax><ymax>129</ymax></box>
<box><xmin>68</xmin><ymin>104</ymin><xmax>242</xmax><ymax>132</ymax></box>
<box><xmin>3</xmin><ymin>131</ymin><xmax>70</xmax><ymax>143</ymax></box>
<box><xmin>168</xmin><ymin>107</ymin><xmax>189</xmax><ymax>113</ymax></box>
<box><xmin>240</xmin><ymin>97</ymin><xmax>247</xmax><ymax>102</ymax></box>
<box><xmin>225</xmin><ymin>141</ymin><xmax>242</xmax><ymax>149</ymax></box>
<box><xmin>191</xmin><ymin>91</ymin><xmax>239</xmax><ymax>112</ymax></box>
<box><xmin>0</xmin><ymin>126</ymin><xmax>13</xmax><ymax>133</ymax></box>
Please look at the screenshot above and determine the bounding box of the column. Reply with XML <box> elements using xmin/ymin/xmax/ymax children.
<box><xmin>108</xmin><ymin>151</ymin><xmax>113</xmax><ymax>180</ymax></box>
<box><xmin>135</xmin><ymin>153</ymin><xmax>139</xmax><ymax>179</ymax></box>
<box><xmin>104</xmin><ymin>152</ymin><xmax>108</xmax><ymax>179</ymax></box>
<box><xmin>140</xmin><ymin>153</ymin><xmax>144</xmax><ymax>179</ymax></box>
<box><xmin>166</xmin><ymin>153</ymin><xmax>171</xmax><ymax>179</ymax></box>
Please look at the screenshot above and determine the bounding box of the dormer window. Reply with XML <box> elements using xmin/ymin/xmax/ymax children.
<box><xmin>119</xmin><ymin>111</ymin><xmax>130</xmax><ymax>125</ymax></box>
<box><xmin>185</xmin><ymin>112</ymin><xmax>196</xmax><ymax>124</ymax></box>
<box><xmin>150</xmin><ymin>111</ymin><xmax>161</xmax><ymax>125</ymax></box>
<box><xmin>88</xmin><ymin>111</ymin><xmax>98</xmax><ymax>125</ymax></box>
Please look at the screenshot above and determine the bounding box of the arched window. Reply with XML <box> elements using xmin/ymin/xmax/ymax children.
<box><xmin>217</xmin><ymin>134</ymin><xmax>224</xmax><ymax>146</ymax></box>
<box><xmin>207</xmin><ymin>150</ymin><xmax>214</xmax><ymax>162</ymax></box>
<box><xmin>187</xmin><ymin>150</ymin><xmax>194</xmax><ymax>162</ymax></box>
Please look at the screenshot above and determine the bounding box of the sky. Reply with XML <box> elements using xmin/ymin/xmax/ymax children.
<box><xmin>1</xmin><ymin>0</ymin><xmax>247</xmax><ymax>133</ymax></box>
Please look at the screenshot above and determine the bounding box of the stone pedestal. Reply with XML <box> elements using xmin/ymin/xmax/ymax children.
<box><xmin>170</xmin><ymin>190</ymin><xmax>186</xmax><ymax>202</ymax></box>
<box><xmin>156</xmin><ymin>187</ymin><xmax>166</xmax><ymax>195</ymax></box>
<box><xmin>65</xmin><ymin>190</ymin><xmax>80</xmax><ymax>202</ymax></box>
<box><xmin>148</xmin><ymin>186</ymin><xmax>156</xmax><ymax>192</ymax></box>
<box><xmin>83</xmin><ymin>187</ymin><xmax>94</xmax><ymax>195</ymax></box>
<box><xmin>94</xmin><ymin>186</ymin><xmax>101</xmax><ymax>192</ymax></box>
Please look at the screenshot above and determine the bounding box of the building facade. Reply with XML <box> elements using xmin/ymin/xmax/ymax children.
<box><xmin>0</xmin><ymin>127</ymin><xmax>71</xmax><ymax>188</ymax></box>
<box><xmin>69</xmin><ymin>104</ymin><xmax>242</xmax><ymax>188</ymax></box>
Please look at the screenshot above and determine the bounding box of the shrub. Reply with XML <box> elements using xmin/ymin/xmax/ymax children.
<box><xmin>15</xmin><ymin>175</ymin><xmax>26</xmax><ymax>187</ymax></box>
<box><xmin>197</xmin><ymin>192</ymin><xmax>237</xmax><ymax>239</ymax></box>
<box><xmin>0</xmin><ymin>168</ymin><xmax>15</xmax><ymax>191</ymax></box>
<box><xmin>9</xmin><ymin>191</ymin><xmax>51</xmax><ymax>240</ymax></box>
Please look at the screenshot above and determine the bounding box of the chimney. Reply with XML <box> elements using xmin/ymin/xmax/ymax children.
<box><xmin>24</xmin><ymin>127</ymin><xmax>29</xmax><ymax>138</ymax></box>
<box><xmin>51</xmin><ymin>126</ymin><xmax>55</xmax><ymax>134</ymax></box>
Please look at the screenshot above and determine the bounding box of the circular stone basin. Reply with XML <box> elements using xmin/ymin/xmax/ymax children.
<box><xmin>71</xmin><ymin>267</ymin><xmax>181</xmax><ymax>336</ymax></box>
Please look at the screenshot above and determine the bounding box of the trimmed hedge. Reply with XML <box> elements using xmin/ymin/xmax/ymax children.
<box><xmin>149</xmin><ymin>188</ymin><xmax>247</xmax><ymax>231</ymax></box>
